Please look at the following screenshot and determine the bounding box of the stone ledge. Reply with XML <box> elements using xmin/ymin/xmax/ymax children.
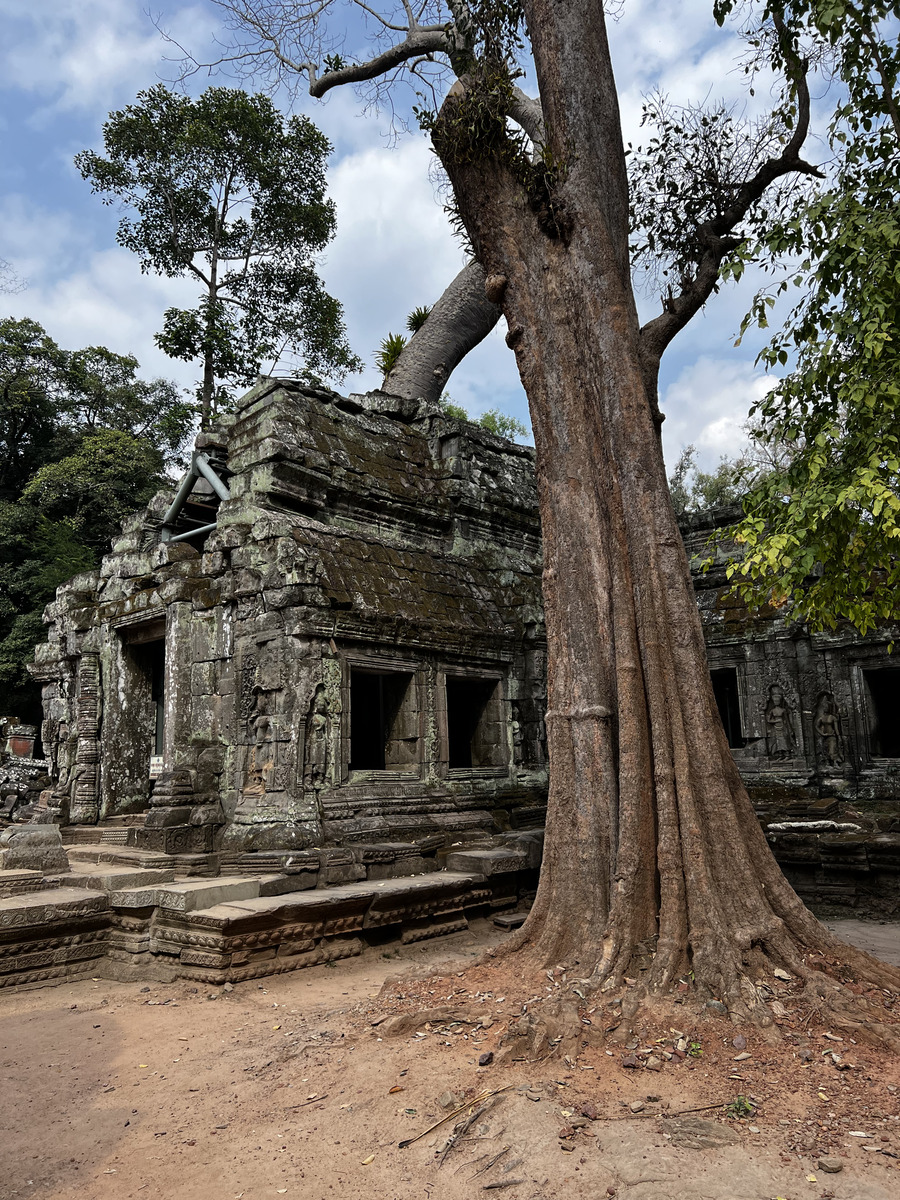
<box><xmin>445</xmin><ymin>848</ymin><xmax>528</xmax><ymax>875</ymax></box>
<box><xmin>112</xmin><ymin>877</ymin><xmax>260</xmax><ymax>912</ymax></box>
<box><xmin>0</xmin><ymin>887</ymin><xmax>110</xmax><ymax>930</ymax></box>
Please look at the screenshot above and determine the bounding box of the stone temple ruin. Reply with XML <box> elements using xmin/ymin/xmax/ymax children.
<box><xmin>1</xmin><ymin>380</ymin><xmax>899</xmax><ymax>991</ymax></box>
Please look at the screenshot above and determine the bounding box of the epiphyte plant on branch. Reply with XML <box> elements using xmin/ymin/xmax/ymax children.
<box><xmin>188</xmin><ymin>0</ymin><xmax>900</xmax><ymax>1042</ymax></box>
<box><xmin>77</xmin><ymin>84</ymin><xmax>361</xmax><ymax>424</ymax></box>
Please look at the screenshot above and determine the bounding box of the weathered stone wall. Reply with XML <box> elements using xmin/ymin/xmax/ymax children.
<box><xmin>29</xmin><ymin>386</ymin><xmax>900</xmax><ymax>867</ymax></box>
<box><xmin>681</xmin><ymin>506</ymin><xmax>900</xmax><ymax>820</ymax></box>
<box><xmin>31</xmin><ymin>382</ymin><xmax>548</xmax><ymax>855</ymax></box>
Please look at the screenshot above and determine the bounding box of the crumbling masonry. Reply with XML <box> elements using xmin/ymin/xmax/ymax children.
<box><xmin>1</xmin><ymin>382</ymin><xmax>898</xmax><ymax>990</ymax></box>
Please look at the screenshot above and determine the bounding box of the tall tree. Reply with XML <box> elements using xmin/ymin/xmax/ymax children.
<box><xmin>197</xmin><ymin>1</ymin><xmax>900</xmax><ymax>1033</ymax></box>
<box><xmin>720</xmin><ymin>1</ymin><xmax>900</xmax><ymax>634</ymax></box>
<box><xmin>77</xmin><ymin>85</ymin><xmax>360</xmax><ymax>423</ymax></box>
<box><xmin>0</xmin><ymin>319</ymin><xmax>194</xmax><ymax>723</ymax></box>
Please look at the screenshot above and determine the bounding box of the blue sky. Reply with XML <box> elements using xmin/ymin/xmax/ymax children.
<box><xmin>0</xmin><ymin>1</ymin><xmax>804</xmax><ymax>470</ymax></box>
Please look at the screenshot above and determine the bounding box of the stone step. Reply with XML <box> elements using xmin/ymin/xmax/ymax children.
<box><xmin>112</xmin><ymin>876</ymin><xmax>263</xmax><ymax>912</ymax></box>
<box><xmin>65</xmin><ymin>844</ymin><xmax>219</xmax><ymax>876</ymax></box>
<box><xmin>0</xmin><ymin>885</ymin><xmax>110</xmax><ymax>929</ymax></box>
<box><xmin>0</xmin><ymin>885</ymin><xmax>111</xmax><ymax>990</ymax></box>
<box><xmin>63</xmin><ymin>826</ymin><xmax>130</xmax><ymax>846</ymax></box>
<box><xmin>50</xmin><ymin>866</ymin><xmax>177</xmax><ymax>892</ymax></box>
<box><xmin>67</xmin><ymin>844</ymin><xmax>177</xmax><ymax>867</ymax></box>
<box><xmin>128</xmin><ymin>870</ymin><xmax>493</xmax><ymax>986</ymax></box>
<box><xmin>0</xmin><ymin>869</ymin><xmax>46</xmax><ymax>898</ymax></box>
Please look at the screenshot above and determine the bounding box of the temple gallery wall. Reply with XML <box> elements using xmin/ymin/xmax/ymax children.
<box><xmin>8</xmin><ymin>381</ymin><xmax>899</xmax><ymax>921</ymax></box>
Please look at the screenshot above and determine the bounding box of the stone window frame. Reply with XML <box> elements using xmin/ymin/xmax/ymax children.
<box><xmin>850</xmin><ymin>657</ymin><xmax>900</xmax><ymax>764</ymax></box>
<box><xmin>437</xmin><ymin>665</ymin><xmax>509</xmax><ymax>780</ymax></box>
<box><xmin>340</xmin><ymin>652</ymin><xmax>426</xmax><ymax>783</ymax></box>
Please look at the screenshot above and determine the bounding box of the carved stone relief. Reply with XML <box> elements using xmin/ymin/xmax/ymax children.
<box><xmin>764</xmin><ymin>682</ymin><xmax>798</xmax><ymax>761</ymax></box>
<box><xmin>814</xmin><ymin>691</ymin><xmax>844</xmax><ymax>768</ymax></box>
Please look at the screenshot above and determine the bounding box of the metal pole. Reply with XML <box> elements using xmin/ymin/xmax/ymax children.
<box><xmin>168</xmin><ymin>521</ymin><xmax>219</xmax><ymax>544</ymax></box>
<box><xmin>194</xmin><ymin>453</ymin><xmax>231</xmax><ymax>502</ymax></box>
<box><xmin>161</xmin><ymin>469</ymin><xmax>198</xmax><ymax>529</ymax></box>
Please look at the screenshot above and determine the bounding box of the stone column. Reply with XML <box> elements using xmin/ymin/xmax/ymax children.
<box><xmin>69</xmin><ymin>653</ymin><xmax>101</xmax><ymax>825</ymax></box>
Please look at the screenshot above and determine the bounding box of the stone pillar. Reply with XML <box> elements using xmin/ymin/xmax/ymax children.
<box><xmin>69</xmin><ymin>653</ymin><xmax>101</xmax><ymax>825</ymax></box>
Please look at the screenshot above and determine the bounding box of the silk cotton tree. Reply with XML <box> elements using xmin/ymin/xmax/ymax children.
<box><xmin>200</xmin><ymin>0</ymin><xmax>900</xmax><ymax>1038</ymax></box>
<box><xmin>77</xmin><ymin>85</ymin><xmax>360</xmax><ymax>423</ymax></box>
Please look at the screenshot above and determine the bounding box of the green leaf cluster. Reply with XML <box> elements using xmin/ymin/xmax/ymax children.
<box><xmin>725</xmin><ymin>2</ymin><xmax>900</xmax><ymax>633</ymax></box>
<box><xmin>0</xmin><ymin>317</ymin><xmax>194</xmax><ymax>721</ymax></box>
<box><xmin>436</xmin><ymin>392</ymin><xmax>529</xmax><ymax>441</ymax></box>
<box><xmin>77</xmin><ymin>85</ymin><xmax>361</xmax><ymax>421</ymax></box>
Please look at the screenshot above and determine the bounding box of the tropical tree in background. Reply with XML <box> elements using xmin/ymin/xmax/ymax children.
<box><xmin>0</xmin><ymin>317</ymin><xmax>194</xmax><ymax>723</ymax></box>
<box><xmin>77</xmin><ymin>85</ymin><xmax>360</xmax><ymax>423</ymax></box>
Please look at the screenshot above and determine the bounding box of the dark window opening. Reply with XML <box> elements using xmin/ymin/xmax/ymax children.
<box><xmin>349</xmin><ymin>669</ymin><xmax>418</xmax><ymax>771</ymax></box>
<box><xmin>864</xmin><ymin>669</ymin><xmax>900</xmax><ymax>757</ymax></box>
<box><xmin>446</xmin><ymin>677</ymin><xmax>504</xmax><ymax>769</ymax></box>
<box><xmin>127</xmin><ymin>638</ymin><xmax>166</xmax><ymax>758</ymax></box>
<box><xmin>149</xmin><ymin>642</ymin><xmax>165</xmax><ymax>755</ymax></box>
<box><xmin>710</xmin><ymin>667</ymin><xmax>744</xmax><ymax>749</ymax></box>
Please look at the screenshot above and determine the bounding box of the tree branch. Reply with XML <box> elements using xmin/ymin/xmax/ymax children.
<box><xmin>639</xmin><ymin>20</ymin><xmax>822</xmax><ymax>385</ymax></box>
<box><xmin>844</xmin><ymin>0</ymin><xmax>900</xmax><ymax>141</ymax></box>
<box><xmin>309</xmin><ymin>27</ymin><xmax>452</xmax><ymax>97</ymax></box>
<box><xmin>508</xmin><ymin>86</ymin><xmax>545</xmax><ymax>145</ymax></box>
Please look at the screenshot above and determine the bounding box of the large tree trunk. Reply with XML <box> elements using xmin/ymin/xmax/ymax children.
<box><xmin>383</xmin><ymin>259</ymin><xmax>501</xmax><ymax>402</ymax></box>
<box><xmin>435</xmin><ymin>0</ymin><xmax>900</xmax><ymax>1031</ymax></box>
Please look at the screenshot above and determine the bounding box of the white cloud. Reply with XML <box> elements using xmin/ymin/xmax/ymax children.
<box><xmin>1</xmin><ymin>194</ymin><xmax>199</xmax><ymax>389</ymax></box>
<box><xmin>0</xmin><ymin>1</ymin><xmax>214</xmax><ymax>115</ymax></box>
<box><xmin>661</xmin><ymin>356</ymin><xmax>776</xmax><ymax>472</ymax></box>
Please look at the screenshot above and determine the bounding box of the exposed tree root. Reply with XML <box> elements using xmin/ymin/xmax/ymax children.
<box><xmin>479</xmin><ymin>914</ymin><xmax>900</xmax><ymax>1058</ymax></box>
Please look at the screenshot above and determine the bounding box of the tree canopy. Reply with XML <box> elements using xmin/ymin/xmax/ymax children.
<box><xmin>77</xmin><ymin>84</ymin><xmax>361</xmax><ymax>422</ymax></box>
<box><xmin>0</xmin><ymin>317</ymin><xmax>194</xmax><ymax>724</ymax></box>
<box><xmin>718</xmin><ymin>1</ymin><xmax>900</xmax><ymax>633</ymax></box>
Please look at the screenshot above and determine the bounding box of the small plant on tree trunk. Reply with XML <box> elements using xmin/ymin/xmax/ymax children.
<box><xmin>77</xmin><ymin>84</ymin><xmax>360</xmax><ymax>424</ymax></box>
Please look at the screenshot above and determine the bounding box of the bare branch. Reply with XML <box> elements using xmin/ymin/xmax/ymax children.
<box><xmin>639</xmin><ymin>27</ymin><xmax>822</xmax><ymax>378</ymax></box>
<box><xmin>508</xmin><ymin>86</ymin><xmax>545</xmax><ymax>145</ymax></box>
<box><xmin>310</xmin><ymin>27</ymin><xmax>452</xmax><ymax>97</ymax></box>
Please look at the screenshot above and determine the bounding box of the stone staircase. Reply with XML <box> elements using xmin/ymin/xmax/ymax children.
<box><xmin>0</xmin><ymin>842</ymin><xmax>538</xmax><ymax>991</ymax></box>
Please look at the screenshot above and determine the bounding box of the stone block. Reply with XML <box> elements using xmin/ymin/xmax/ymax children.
<box><xmin>191</xmin><ymin>662</ymin><xmax>216</xmax><ymax>695</ymax></box>
<box><xmin>0</xmin><ymin>826</ymin><xmax>70</xmax><ymax>874</ymax></box>
<box><xmin>257</xmin><ymin>873</ymin><xmax>318</xmax><ymax>896</ymax></box>
<box><xmin>445</xmin><ymin>849</ymin><xmax>527</xmax><ymax>876</ymax></box>
<box><xmin>0</xmin><ymin>869</ymin><xmax>44</xmax><ymax>897</ymax></box>
<box><xmin>0</xmin><ymin>887</ymin><xmax>109</xmax><ymax>930</ymax></box>
<box><xmin>126</xmin><ymin>877</ymin><xmax>261</xmax><ymax>913</ymax></box>
<box><xmin>62</xmin><ymin>868</ymin><xmax>176</xmax><ymax>891</ymax></box>
<box><xmin>323</xmin><ymin>862</ymin><xmax>367</xmax><ymax>885</ymax></box>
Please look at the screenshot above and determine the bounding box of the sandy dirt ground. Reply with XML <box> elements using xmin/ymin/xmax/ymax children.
<box><xmin>1</xmin><ymin>918</ymin><xmax>899</xmax><ymax>1200</ymax></box>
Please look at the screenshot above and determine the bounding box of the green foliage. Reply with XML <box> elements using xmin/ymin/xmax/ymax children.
<box><xmin>478</xmin><ymin>407</ymin><xmax>529</xmax><ymax>440</ymax></box>
<box><xmin>77</xmin><ymin>84</ymin><xmax>360</xmax><ymax>421</ymax></box>
<box><xmin>375</xmin><ymin>332</ymin><xmax>408</xmax><ymax>377</ymax></box>
<box><xmin>0</xmin><ymin>317</ymin><xmax>193</xmax><ymax>721</ymax></box>
<box><xmin>628</xmin><ymin>91</ymin><xmax>808</xmax><ymax>297</ymax></box>
<box><xmin>23</xmin><ymin>430</ymin><xmax>166</xmax><ymax>545</ymax></box>
<box><xmin>668</xmin><ymin>445</ymin><xmax>761</xmax><ymax>515</ymax></box>
<box><xmin>436</xmin><ymin>392</ymin><xmax>530</xmax><ymax>441</ymax></box>
<box><xmin>406</xmin><ymin>305</ymin><xmax>432</xmax><ymax>333</ymax></box>
<box><xmin>438</xmin><ymin>391</ymin><xmax>470</xmax><ymax>421</ymax></box>
<box><xmin>724</xmin><ymin>1094</ymin><xmax>755</xmax><ymax>1119</ymax></box>
<box><xmin>723</xmin><ymin>2</ymin><xmax>900</xmax><ymax>633</ymax></box>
